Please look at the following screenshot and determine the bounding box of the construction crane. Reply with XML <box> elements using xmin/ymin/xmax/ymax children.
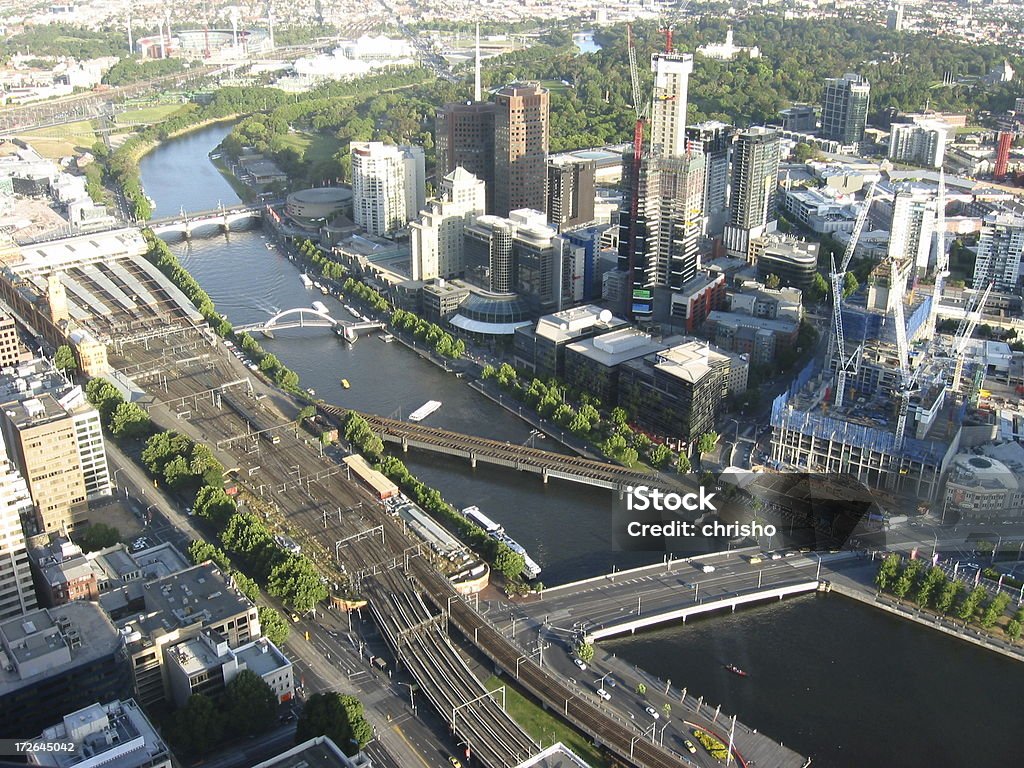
<box><xmin>950</xmin><ymin>281</ymin><xmax>993</xmax><ymax>393</ymax></box>
<box><xmin>624</xmin><ymin>24</ymin><xmax>649</xmax><ymax>318</ymax></box>
<box><xmin>660</xmin><ymin>0</ymin><xmax>691</xmax><ymax>54</ymax></box>
<box><xmin>829</xmin><ymin>180</ymin><xmax>877</xmax><ymax>409</ymax></box>
<box><xmin>929</xmin><ymin>170</ymin><xmax>948</xmax><ymax>337</ymax></box>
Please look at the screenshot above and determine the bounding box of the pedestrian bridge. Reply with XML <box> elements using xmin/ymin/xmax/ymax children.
<box><xmin>149</xmin><ymin>203</ymin><xmax>263</xmax><ymax>239</ymax></box>
<box><xmin>234</xmin><ymin>307</ymin><xmax>385</xmax><ymax>341</ymax></box>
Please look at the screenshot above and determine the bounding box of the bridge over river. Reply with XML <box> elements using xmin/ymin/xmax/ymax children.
<box><xmin>318</xmin><ymin>403</ymin><xmax>683</xmax><ymax>492</ymax></box>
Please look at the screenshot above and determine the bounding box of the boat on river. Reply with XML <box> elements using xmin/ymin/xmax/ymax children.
<box><xmin>409</xmin><ymin>400</ymin><xmax>442</xmax><ymax>422</ymax></box>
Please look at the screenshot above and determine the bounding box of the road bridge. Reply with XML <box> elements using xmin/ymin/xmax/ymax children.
<box><xmin>149</xmin><ymin>203</ymin><xmax>263</xmax><ymax>238</ymax></box>
<box><xmin>319</xmin><ymin>404</ymin><xmax>681</xmax><ymax>492</ymax></box>
<box><xmin>233</xmin><ymin>308</ymin><xmax>385</xmax><ymax>341</ymax></box>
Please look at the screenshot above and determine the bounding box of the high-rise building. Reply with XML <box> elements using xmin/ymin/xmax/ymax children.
<box><xmin>974</xmin><ymin>212</ymin><xmax>1024</xmax><ymax>292</ymax></box>
<box><xmin>436</xmin><ymin>102</ymin><xmax>497</xmax><ymax>213</ymax></box>
<box><xmin>410</xmin><ymin>168</ymin><xmax>487</xmax><ymax>281</ymax></box>
<box><xmin>889</xmin><ymin>186</ymin><xmax>938</xmax><ymax>275</ymax></box>
<box><xmin>887</xmin><ymin>1</ymin><xmax>905</xmax><ymax>31</ymax></box>
<box><xmin>889</xmin><ymin>120</ymin><xmax>948</xmax><ymax>169</ymax></box>
<box><xmin>493</xmin><ymin>83</ymin><xmax>549</xmax><ymax>216</ymax></box>
<box><xmin>649</xmin><ymin>52</ymin><xmax>694</xmax><ymax>158</ymax></box>
<box><xmin>686</xmin><ymin>121</ymin><xmax>735</xmax><ymax>236</ymax></box>
<box><xmin>723</xmin><ymin>127</ymin><xmax>781</xmax><ymax>259</ymax></box>
<box><xmin>0</xmin><ymin>314</ymin><xmax>29</xmax><ymax>368</ymax></box>
<box><xmin>821</xmin><ymin>73</ymin><xmax>870</xmax><ymax>145</ymax></box>
<box><xmin>547</xmin><ymin>156</ymin><xmax>596</xmax><ymax>231</ymax></box>
<box><xmin>0</xmin><ymin>448</ymin><xmax>36</xmax><ymax>621</ymax></box>
<box><xmin>463</xmin><ymin>209</ymin><xmax>567</xmax><ymax>313</ymax></box>
<box><xmin>350</xmin><ymin>142</ymin><xmax>423</xmax><ymax>237</ymax></box>
<box><xmin>0</xmin><ymin>359</ymin><xmax>108</xmax><ymax>509</ymax></box>
<box><xmin>618</xmin><ymin>151</ymin><xmax>706</xmax><ymax>317</ymax></box>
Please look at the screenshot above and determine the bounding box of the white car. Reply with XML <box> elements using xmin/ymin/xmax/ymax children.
<box><xmin>573</xmin><ymin>658</ymin><xmax>587</xmax><ymax>671</ymax></box>
<box><xmin>645</xmin><ymin>706</ymin><xmax>659</xmax><ymax>720</ymax></box>
<box><xmin>596</xmin><ymin>688</ymin><xmax>611</xmax><ymax>701</ymax></box>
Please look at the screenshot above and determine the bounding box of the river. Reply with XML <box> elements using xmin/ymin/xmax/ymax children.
<box><xmin>138</xmin><ymin>123</ymin><xmax>1024</xmax><ymax>768</ymax></box>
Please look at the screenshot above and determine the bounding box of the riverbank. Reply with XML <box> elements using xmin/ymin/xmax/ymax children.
<box><xmin>826</xmin><ymin>573</ymin><xmax>1024</xmax><ymax>663</ymax></box>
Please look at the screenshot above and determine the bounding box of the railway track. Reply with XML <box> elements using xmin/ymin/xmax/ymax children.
<box><xmin>114</xmin><ymin>337</ymin><xmax>690</xmax><ymax>767</ymax></box>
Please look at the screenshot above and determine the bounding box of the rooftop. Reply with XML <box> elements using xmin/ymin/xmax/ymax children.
<box><xmin>0</xmin><ymin>602</ymin><xmax>121</xmax><ymax>696</ymax></box>
<box><xmin>139</xmin><ymin>563</ymin><xmax>254</xmax><ymax>634</ymax></box>
<box><xmin>566</xmin><ymin>329</ymin><xmax>679</xmax><ymax>368</ymax></box>
<box><xmin>235</xmin><ymin>637</ymin><xmax>292</xmax><ymax>678</ymax></box>
<box><xmin>30</xmin><ymin>698</ymin><xmax>170</xmax><ymax>768</ymax></box>
<box><xmin>707</xmin><ymin>310</ymin><xmax>799</xmax><ymax>333</ymax></box>
<box><xmin>251</xmin><ymin>736</ymin><xmax>371</xmax><ymax>768</ymax></box>
<box><xmin>532</xmin><ymin>304</ymin><xmax>627</xmax><ymax>343</ymax></box>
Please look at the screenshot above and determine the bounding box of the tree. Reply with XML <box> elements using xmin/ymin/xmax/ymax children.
<box><xmin>807</xmin><ymin>272</ymin><xmax>830</xmax><ymax>304</ymax></box>
<box><xmin>54</xmin><ymin>345</ymin><xmax>76</xmax><ymax>373</ymax></box>
<box><xmin>76</xmin><ymin>523</ymin><xmax>121</xmax><ymax>553</ymax></box>
<box><xmin>295</xmin><ymin>693</ymin><xmax>373</xmax><ymax>755</ymax></box>
<box><xmin>1007</xmin><ymin>619</ymin><xmax>1022</xmax><ymax>642</ymax></box>
<box><xmin>935</xmin><ymin>580</ymin><xmax>962</xmax><ymax>615</ymax></box>
<box><xmin>167</xmin><ymin>694</ymin><xmax>224</xmax><ymax>754</ymax></box>
<box><xmin>696</xmin><ymin>431</ymin><xmax>719</xmax><ymax>454</ymax></box>
<box><xmin>875</xmin><ymin>553</ymin><xmax>901</xmax><ymax>591</ymax></box>
<box><xmin>609</xmin><ymin>407</ymin><xmax>628</xmax><ymax>427</ymax></box>
<box><xmin>765</xmin><ymin>273</ymin><xmax>781</xmax><ymax>289</ymax></box>
<box><xmin>232</xmin><ymin>571</ymin><xmax>260</xmax><ymax>602</ymax></box>
<box><xmin>575</xmin><ymin>642</ymin><xmax>594</xmax><ymax>663</ymax></box>
<box><xmin>676</xmin><ymin>452</ymin><xmax>692</xmax><ymax>473</ymax></box>
<box><xmin>649</xmin><ymin>443</ymin><xmax>673</xmax><ymax>468</ymax></box>
<box><xmin>163</xmin><ymin>455</ymin><xmax>192</xmax><ymax>488</ymax></box>
<box><xmin>635</xmin><ymin>683</ymin><xmax>647</xmax><ymax>695</ymax></box>
<box><xmin>194</xmin><ymin>485</ymin><xmax>236</xmax><ymax>527</ymax></box>
<box><xmin>268</xmin><ymin>555</ymin><xmax>328</xmax><ymax>612</ymax></box>
<box><xmin>224</xmin><ymin>669</ymin><xmax>278</xmax><ymax>736</ymax></box>
<box><xmin>259</xmin><ymin>605</ymin><xmax>291</xmax><ymax>645</ymax></box>
<box><xmin>109</xmin><ymin>401</ymin><xmax>153</xmax><ymax>438</ymax></box>
<box><xmin>494</xmin><ymin>542</ymin><xmax>525</xmax><ymax>581</ymax></box>
<box><xmin>187</xmin><ymin>540</ymin><xmax>231</xmax><ymax>570</ymax></box>
<box><xmin>298</xmin><ymin>405</ymin><xmax>317</xmax><ymax>422</ymax></box>
<box><xmin>842</xmin><ymin>271</ymin><xmax>859</xmax><ymax>298</ymax></box>
<box><xmin>662</xmin><ymin>703</ymin><xmax>672</xmax><ymax>718</ymax></box>
<box><xmin>792</xmin><ymin>142</ymin><xmax>817</xmax><ymax>163</ymax></box>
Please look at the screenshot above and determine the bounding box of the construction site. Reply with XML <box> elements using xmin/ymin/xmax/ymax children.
<box><xmin>770</xmin><ymin>174</ymin><xmax>1007</xmax><ymax>511</ymax></box>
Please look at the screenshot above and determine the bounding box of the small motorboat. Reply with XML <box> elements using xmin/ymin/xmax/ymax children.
<box><xmin>340</xmin><ymin>378</ymin><xmax>350</xmax><ymax>389</ymax></box>
<box><xmin>724</xmin><ymin>664</ymin><xmax>748</xmax><ymax>677</ymax></box>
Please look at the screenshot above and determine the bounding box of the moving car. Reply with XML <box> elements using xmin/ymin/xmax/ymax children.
<box><xmin>645</xmin><ymin>706</ymin><xmax>660</xmax><ymax>719</ymax></box>
<box><xmin>596</xmin><ymin>688</ymin><xmax>611</xmax><ymax>701</ymax></box>
<box><xmin>448</xmin><ymin>758</ymin><xmax>463</xmax><ymax>768</ymax></box>
<box><xmin>573</xmin><ymin>658</ymin><xmax>587</xmax><ymax>671</ymax></box>
<box><xmin>683</xmin><ymin>739</ymin><xmax>697</xmax><ymax>754</ymax></box>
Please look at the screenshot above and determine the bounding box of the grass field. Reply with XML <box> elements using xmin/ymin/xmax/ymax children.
<box><xmin>18</xmin><ymin>119</ymin><xmax>98</xmax><ymax>157</ymax></box>
<box><xmin>277</xmin><ymin>131</ymin><xmax>345</xmax><ymax>166</ymax></box>
<box><xmin>115</xmin><ymin>103</ymin><xmax>187</xmax><ymax>125</ymax></box>
<box><xmin>539</xmin><ymin>79</ymin><xmax>571</xmax><ymax>95</ymax></box>
<box><xmin>484</xmin><ymin>676</ymin><xmax>606</xmax><ymax>767</ymax></box>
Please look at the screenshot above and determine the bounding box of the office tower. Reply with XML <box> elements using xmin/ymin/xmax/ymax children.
<box><xmin>0</xmin><ymin>398</ymin><xmax>88</xmax><ymax>535</ymax></box>
<box><xmin>686</xmin><ymin>121</ymin><xmax>735</xmax><ymax>236</ymax></box>
<box><xmin>493</xmin><ymin>83</ymin><xmax>549</xmax><ymax>216</ymax></box>
<box><xmin>649</xmin><ymin>52</ymin><xmax>694</xmax><ymax>158</ymax></box>
<box><xmin>0</xmin><ymin>449</ymin><xmax>36</xmax><ymax>621</ymax></box>
<box><xmin>889</xmin><ymin>120</ymin><xmax>948</xmax><ymax>168</ymax></box>
<box><xmin>350</xmin><ymin>141</ymin><xmax>421</xmax><ymax>237</ymax></box>
<box><xmin>889</xmin><ymin>187</ymin><xmax>938</xmax><ymax>275</ymax></box>
<box><xmin>402</xmin><ymin>145</ymin><xmax>426</xmax><ymax>222</ymax></box>
<box><xmin>0</xmin><ymin>360</ymin><xmax>108</xmax><ymax>509</ymax></box>
<box><xmin>723</xmin><ymin>127</ymin><xmax>781</xmax><ymax>259</ymax></box>
<box><xmin>777</xmin><ymin>106</ymin><xmax>817</xmax><ymax>133</ymax></box>
<box><xmin>974</xmin><ymin>212</ymin><xmax>1024</xmax><ymax>292</ymax></box>
<box><xmin>547</xmin><ymin>157</ymin><xmax>596</xmax><ymax>231</ymax></box>
<box><xmin>618</xmin><ymin>151</ymin><xmax>706</xmax><ymax>317</ymax></box>
<box><xmin>410</xmin><ymin>168</ymin><xmax>486</xmax><ymax>280</ymax></box>
<box><xmin>821</xmin><ymin>73</ymin><xmax>870</xmax><ymax>145</ymax></box>
<box><xmin>887</xmin><ymin>2</ymin><xmax>905</xmax><ymax>31</ymax></box>
<box><xmin>436</xmin><ymin>102</ymin><xmax>497</xmax><ymax>213</ymax></box>
<box><xmin>0</xmin><ymin>314</ymin><xmax>28</xmax><ymax>368</ymax></box>
<box><xmin>463</xmin><ymin>210</ymin><xmax>564</xmax><ymax>313</ymax></box>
